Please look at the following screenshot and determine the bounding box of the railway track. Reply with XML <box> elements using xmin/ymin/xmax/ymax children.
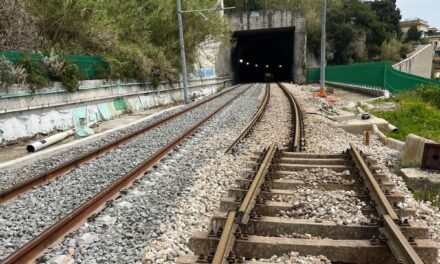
<box><xmin>178</xmin><ymin>84</ymin><xmax>438</xmax><ymax>264</ymax></box>
<box><xmin>225</xmin><ymin>83</ymin><xmax>270</xmax><ymax>154</ymax></box>
<box><xmin>0</xmin><ymin>84</ymin><xmax>260</xmax><ymax>264</ymax></box>
<box><xmin>0</xmin><ymin>84</ymin><xmax>245</xmax><ymax>204</ymax></box>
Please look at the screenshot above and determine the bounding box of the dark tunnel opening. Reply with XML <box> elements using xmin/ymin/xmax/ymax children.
<box><xmin>232</xmin><ymin>27</ymin><xmax>294</xmax><ymax>83</ymax></box>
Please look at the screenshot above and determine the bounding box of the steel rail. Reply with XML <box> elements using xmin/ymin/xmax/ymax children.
<box><xmin>382</xmin><ymin>215</ymin><xmax>424</xmax><ymax>264</ymax></box>
<box><xmin>212</xmin><ymin>143</ymin><xmax>276</xmax><ymax>264</ymax></box>
<box><xmin>0</xmin><ymin>84</ymin><xmax>243</xmax><ymax>204</ymax></box>
<box><xmin>348</xmin><ymin>143</ymin><xmax>397</xmax><ymax>219</ymax></box>
<box><xmin>348</xmin><ymin>143</ymin><xmax>423</xmax><ymax>264</ymax></box>
<box><xmin>225</xmin><ymin>83</ymin><xmax>270</xmax><ymax>154</ymax></box>
<box><xmin>0</xmin><ymin>85</ymin><xmax>253</xmax><ymax>264</ymax></box>
<box><xmin>276</xmin><ymin>83</ymin><xmax>304</xmax><ymax>152</ymax></box>
<box><xmin>237</xmin><ymin>143</ymin><xmax>276</xmax><ymax>224</ymax></box>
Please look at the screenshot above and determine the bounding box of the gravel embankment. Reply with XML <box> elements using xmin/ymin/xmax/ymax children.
<box><xmin>35</xmin><ymin>84</ymin><xmax>263</xmax><ymax>264</ymax></box>
<box><xmin>284</xmin><ymin>83</ymin><xmax>440</xmax><ymax>262</ymax></box>
<box><xmin>0</xmin><ymin>86</ymin><xmax>240</xmax><ymax>192</ymax></box>
<box><xmin>141</xmin><ymin>84</ymin><xmax>293</xmax><ymax>263</ymax></box>
<box><xmin>0</xmin><ymin>84</ymin><xmax>253</xmax><ymax>261</ymax></box>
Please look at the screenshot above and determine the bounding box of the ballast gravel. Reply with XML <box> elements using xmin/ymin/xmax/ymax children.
<box><xmin>36</xmin><ymin>84</ymin><xmax>263</xmax><ymax>263</ymax></box>
<box><xmin>0</xmin><ymin>86</ymin><xmax>240</xmax><ymax>192</ymax></box>
<box><xmin>246</xmin><ymin>252</ymin><xmax>331</xmax><ymax>264</ymax></box>
<box><xmin>281</xmin><ymin>168</ymin><xmax>356</xmax><ymax>185</ymax></box>
<box><xmin>0</xmin><ymin>84</ymin><xmax>253</xmax><ymax>261</ymax></box>
<box><xmin>275</xmin><ymin>188</ymin><xmax>368</xmax><ymax>225</ymax></box>
<box><xmin>141</xmin><ymin>84</ymin><xmax>294</xmax><ymax>263</ymax></box>
<box><xmin>283</xmin><ymin>83</ymin><xmax>440</xmax><ymax>262</ymax></box>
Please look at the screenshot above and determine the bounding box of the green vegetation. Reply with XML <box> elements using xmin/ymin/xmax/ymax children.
<box><xmin>18</xmin><ymin>56</ymin><xmax>50</xmax><ymax>91</ymax></box>
<box><xmin>404</xmin><ymin>26</ymin><xmax>422</xmax><ymax>43</ymax></box>
<box><xmin>372</xmin><ymin>85</ymin><xmax>440</xmax><ymax>142</ymax></box>
<box><xmin>414</xmin><ymin>189</ymin><xmax>440</xmax><ymax>207</ymax></box>
<box><xmin>1</xmin><ymin>0</ymin><xmax>228</xmax><ymax>90</ymax></box>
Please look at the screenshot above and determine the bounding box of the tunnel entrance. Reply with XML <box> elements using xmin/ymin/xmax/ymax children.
<box><xmin>232</xmin><ymin>27</ymin><xmax>294</xmax><ymax>83</ymax></box>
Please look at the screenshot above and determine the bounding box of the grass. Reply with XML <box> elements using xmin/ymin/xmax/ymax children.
<box><xmin>370</xmin><ymin>96</ymin><xmax>395</xmax><ymax>105</ymax></box>
<box><xmin>414</xmin><ymin>189</ymin><xmax>440</xmax><ymax>207</ymax></box>
<box><xmin>371</xmin><ymin>85</ymin><xmax>440</xmax><ymax>143</ymax></box>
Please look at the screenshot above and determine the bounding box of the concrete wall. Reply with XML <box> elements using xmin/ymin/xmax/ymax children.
<box><xmin>227</xmin><ymin>10</ymin><xmax>307</xmax><ymax>83</ymax></box>
<box><xmin>0</xmin><ymin>77</ymin><xmax>232</xmax><ymax>144</ymax></box>
<box><xmin>393</xmin><ymin>44</ymin><xmax>434</xmax><ymax>78</ymax></box>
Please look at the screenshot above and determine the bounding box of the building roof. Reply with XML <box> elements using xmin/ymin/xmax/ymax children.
<box><xmin>400</xmin><ymin>18</ymin><xmax>429</xmax><ymax>28</ymax></box>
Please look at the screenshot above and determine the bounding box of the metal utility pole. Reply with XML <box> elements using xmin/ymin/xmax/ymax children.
<box><xmin>316</xmin><ymin>0</ymin><xmax>329</xmax><ymax>97</ymax></box>
<box><xmin>218</xmin><ymin>0</ymin><xmax>224</xmax><ymax>17</ymax></box>
<box><xmin>176</xmin><ymin>1</ymin><xmax>234</xmax><ymax>104</ymax></box>
<box><xmin>177</xmin><ymin>0</ymin><xmax>189</xmax><ymax>104</ymax></box>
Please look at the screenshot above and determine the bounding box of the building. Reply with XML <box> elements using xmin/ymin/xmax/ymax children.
<box><xmin>400</xmin><ymin>18</ymin><xmax>430</xmax><ymax>38</ymax></box>
<box><xmin>427</xmin><ymin>27</ymin><xmax>440</xmax><ymax>79</ymax></box>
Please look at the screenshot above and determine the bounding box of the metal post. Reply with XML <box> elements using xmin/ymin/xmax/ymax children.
<box><xmin>313</xmin><ymin>0</ymin><xmax>329</xmax><ymax>98</ymax></box>
<box><xmin>320</xmin><ymin>0</ymin><xmax>328</xmax><ymax>94</ymax></box>
<box><xmin>218</xmin><ymin>0</ymin><xmax>224</xmax><ymax>17</ymax></box>
<box><xmin>177</xmin><ymin>0</ymin><xmax>189</xmax><ymax>104</ymax></box>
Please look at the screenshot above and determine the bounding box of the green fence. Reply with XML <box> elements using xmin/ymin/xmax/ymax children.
<box><xmin>0</xmin><ymin>51</ymin><xmax>107</xmax><ymax>80</ymax></box>
<box><xmin>307</xmin><ymin>61</ymin><xmax>440</xmax><ymax>93</ymax></box>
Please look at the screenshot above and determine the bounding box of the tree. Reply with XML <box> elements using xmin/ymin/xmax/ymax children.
<box><xmin>24</xmin><ymin>0</ymin><xmax>229</xmax><ymax>80</ymax></box>
<box><xmin>404</xmin><ymin>26</ymin><xmax>422</xmax><ymax>43</ymax></box>
<box><xmin>370</xmin><ymin>0</ymin><xmax>402</xmax><ymax>37</ymax></box>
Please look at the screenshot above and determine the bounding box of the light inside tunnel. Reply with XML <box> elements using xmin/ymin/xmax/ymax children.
<box><xmin>232</xmin><ymin>27</ymin><xmax>294</xmax><ymax>83</ymax></box>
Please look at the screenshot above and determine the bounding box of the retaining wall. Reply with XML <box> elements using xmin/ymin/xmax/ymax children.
<box><xmin>393</xmin><ymin>44</ymin><xmax>434</xmax><ymax>79</ymax></box>
<box><xmin>0</xmin><ymin>77</ymin><xmax>233</xmax><ymax>144</ymax></box>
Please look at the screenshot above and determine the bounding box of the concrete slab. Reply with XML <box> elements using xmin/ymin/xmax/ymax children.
<box><xmin>235</xmin><ymin>177</ymin><xmax>395</xmax><ymax>191</ymax></box>
<box><xmin>401</xmin><ymin>168</ymin><xmax>440</xmax><ymax>192</ymax></box>
<box><xmin>228</xmin><ymin>188</ymin><xmax>405</xmax><ymax>205</ymax></box>
<box><xmin>219</xmin><ymin>197</ymin><xmax>414</xmax><ymax>217</ymax></box>
<box><xmin>210</xmin><ymin>212</ymin><xmax>429</xmax><ymax>239</ymax></box>
<box><xmin>339</xmin><ymin>117</ymin><xmax>389</xmax><ymax>135</ymax></box>
<box><xmin>188</xmin><ymin>232</ymin><xmax>437</xmax><ymax>264</ymax></box>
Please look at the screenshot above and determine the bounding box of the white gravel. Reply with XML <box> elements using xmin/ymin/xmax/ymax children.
<box><xmin>35</xmin><ymin>84</ymin><xmax>263</xmax><ymax>263</ymax></box>
<box><xmin>284</xmin><ymin>83</ymin><xmax>440</xmax><ymax>262</ymax></box>
<box><xmin>246</xmin><ymin>252</ymin><xmax>331</xmax><ymax>264</ymax></box>
<box><xmin>142</xmin><ymin>84</ymin><xmax>293</xmax><ymax>263</ymax></box>
<box><xmin>281</xmin><ymin>168</ymin><xmax>356</xmax><ymax>185</ymax></box>
<box><xmin>274</xmin><ymin>188</ymin><xmax>368</xmax><ymax>225</ymax></box>
<box><xmin>0</xmin><ymin>84</ymin><xmax>254</xmax><ymax>261</ymax></box>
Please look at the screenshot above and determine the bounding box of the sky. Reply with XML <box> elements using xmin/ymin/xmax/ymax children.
<box><xmin>396</xmin><ymin>0</ymin><xmax>440</xmax><ymax>28</ymax></box>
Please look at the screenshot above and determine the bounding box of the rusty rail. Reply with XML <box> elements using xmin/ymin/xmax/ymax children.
<box><xmin>0</xmin><ymin>85</ymin><xmax>253</xmax><ymax>264</ymax></box>
<box><xmin>0</xmin><ymin>84</ymin><xmax>244</xmax><ymax>204</ymax></box>
<box><xmin>348</xmin><ymin>143</ymin><xmax>424</xmax><ymax>264</ymax></box>
<box><xmin>212</xmin><ymin>143</ymin><xmax>277</xmax><ymax>264</ymax></box>
<box><xmin>276</xmin><ymin>83</ymin><xmax>304</xmax><ymax>152</ymax></box>
<box><xmin>225</xmin><ymin>83</ymin><xmax>270</xmax><ymax>154</ymax></box>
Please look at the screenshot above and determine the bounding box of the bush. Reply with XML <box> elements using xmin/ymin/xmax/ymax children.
<box><xmin>19</xmin><ymin>55</ymin><xmax>50</xmax><ymax>91</ymax></box>
<box><xmin>59</xmin><ymin>62</ymin><xmax>80</xmax><ymax>92</ymax></box>
<box><xmin>151</xmin><ymin>75</ymin><xmax>161</xmax><ymax>89</ymax></box>
<box><xmin>381</xmin><ymin>37</ymin><xmax>402</xmax><ymax>62</ymax></box>
<box><xmin>43</xmin><ymin>50</ymin><xmax>80</xmax><ymax>92</ymax></box>
<box><xmin>415</xmin><ymin>84</ymin><xmax>440</xmax><ymax>109</ymax></box>
<box><xmin>0</xmin><ymin>56</ymin><xmax>27</xmax><ymax>89</ymax></box>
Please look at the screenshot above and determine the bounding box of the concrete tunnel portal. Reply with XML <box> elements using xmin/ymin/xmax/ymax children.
<box><xmin>226</xmin><ymin>10</ymin><xmax>306</xmax><ymax>84</ymax></box>
<box><xmin>233</xmin><ymin>28</ymin><xmax>295</xmax><ymax>83</ymax></box>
